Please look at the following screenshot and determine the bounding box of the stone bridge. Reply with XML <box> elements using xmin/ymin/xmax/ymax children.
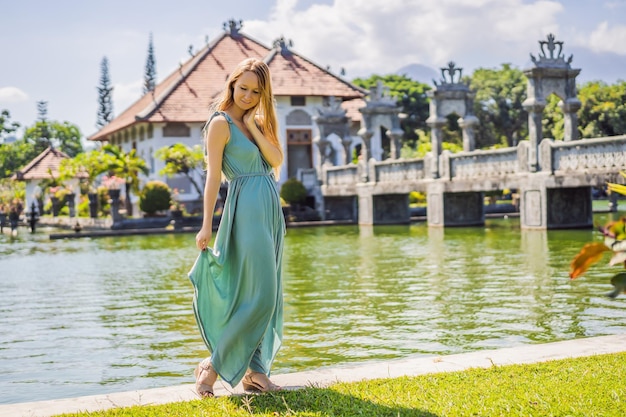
<box><xmin>314</xmin><ymin>134</ymin><xmax>626</xmax><ymax>229</ymax></box>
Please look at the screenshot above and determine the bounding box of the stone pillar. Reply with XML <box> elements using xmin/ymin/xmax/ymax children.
<box><xmin>108</xmin><ymin>189</ymin><xmax>123</xmax><ymax>223</ymax></box>
<box><xmin>88</xmin><ymin>193</ymin><xmax>99</xmax><ymax>218</ymax></box>
<box><xmin>426</xmin><ymin>117</ymin><xmax>445</xmax><ymax>178</ymax></box>
<box><xmin>65</xmin><ymin>193</ymin><xmax>76</xmax><ymax>218</ymax></box>
<box><xmin>560</xmin><ymin>98</ymin><xmax>581</xmax><ymax>141</ymax></box>
<box><xmin>313</xmin><ymin>135</ymin><xmax>333</xmax><ymax>166</ymax></box>
<box><xmin>426</xmin><ymin>182</ymin><xmax>484</xmax><ymax>227</ymax></box>
<box><xmin>523</xmin><ymin>99</ymin><xmax>545</xmax><ymax>173</ymax></box>
<box><xmin>356</xmin><ymin>184</ymin><xmax>374</xmax><ymax>225</ymax></box>
<box><xmin>341</xmin><ymin>138</ymin><xmax>353</xmax><ymax>165</ymax></box>
<box><xmin>387</xmin><ymin>128</ymin><xmax>403</xmax><ymax>159</ymax></box>
<box><xmin>458</xmin><ymin>115</ymin><xmax>479</xmax><ymax>152</ymax></box>
<box><xmin>357</xmin><ymin>128</ymin><xmax>373</xmax><ymax>182</ymax></box>
<box><xmin>520</xmin><ymin>176</ymin><xmax>592</xmax><ymax>229</ymax></box>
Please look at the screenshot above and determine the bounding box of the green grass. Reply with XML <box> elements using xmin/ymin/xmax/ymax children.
<box><xmin>57</xmin><ymin>352</ymin><xmax>626</xmax><ymax>417</ymax></box>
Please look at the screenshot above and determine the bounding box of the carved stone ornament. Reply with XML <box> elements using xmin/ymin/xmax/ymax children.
<box><xmin>529</xmin><ymin>33</ymin><xmax>574</xmax><ymax>67</ymax></box>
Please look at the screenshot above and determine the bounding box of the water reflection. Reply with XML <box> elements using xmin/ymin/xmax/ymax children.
<box><xmin>1</xmin><ymin>219</ymin><xmax>625</xmax><ymax>404</ymax></box>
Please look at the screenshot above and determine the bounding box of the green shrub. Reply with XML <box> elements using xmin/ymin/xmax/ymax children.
<box><xmin>280</xmin><ymin>178</ymin><xmax>307</xmax><ymax>205</ymax></box>
<box><xmin>140</xmin><ymin>181</ymin><xmax>171</xmax><ymax>215</ymax></box>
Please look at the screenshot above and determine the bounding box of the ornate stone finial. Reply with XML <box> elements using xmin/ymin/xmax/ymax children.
<box><xmin>440</xmin><ymin>61</ymin><xmax>463</xmax><ymax>84</ymax></box>
<box><xmin>316</xmin><ymin>96</ymin><xmax>347</xmax><ymax>118</ymax></box>
<box><xmin>529</xmin><ymin>33</ymin><xmax>573</xmax><ymax>67</ymax></box>
<box><xmin>223</xmin><ymin>19</ymin><xmax>243</xmax><ymax>36</ymax></box>
<box><xmin>365</xmin><ymin>81</ymin><xmax>396</xmax><ymax>106</ymax></box>
<box><xmin>540</xmin><ymin>33</ymin><xmax>563</xmax><ymax>60</ymax></box>
<box><xmin>272</xmin><ymin>36</ymin><xmax>293</xmax><ymax>55</ymax></box>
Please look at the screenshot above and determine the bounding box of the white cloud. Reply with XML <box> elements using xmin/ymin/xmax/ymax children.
<box><xmin>587</xmin><ymin>21</ymin><xmax>626</xmax><ymax>55</ymax></box>
<box><xmin>0</xmin><ymin>87</ymin><xmax>29</xmax><ymax>103</ymax></box>
<box><xmin>113</xmin><ymin>79</ymin><xmax>143</xmax><ymax>114</ymax></box>
<box><xmin>243</xmin><ymin>0</ymin><xmax>564</xmax><ymax>78</ymax></box>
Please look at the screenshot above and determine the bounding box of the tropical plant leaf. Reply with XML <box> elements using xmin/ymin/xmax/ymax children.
<box><xmin>607</xmin><ymin>182</ymin><xmax>626</xmax><ymax>196</ymax></box>
<box><xmin>569</xmin><ymin>242</ymin><xmax>610</xmax><ymax>279</ymax></box>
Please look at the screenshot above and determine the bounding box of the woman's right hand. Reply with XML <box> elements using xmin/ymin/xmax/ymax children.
<box><xmin>195</xmin><ymin>226</ymin><xmax>213</xmax><ymax>251</ymax></box>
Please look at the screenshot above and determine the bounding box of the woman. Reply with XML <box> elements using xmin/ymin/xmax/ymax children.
<box><xmin>189</xmin><ymin>58</ymin><xmax>286</xmax><ymax>397</ymax></box>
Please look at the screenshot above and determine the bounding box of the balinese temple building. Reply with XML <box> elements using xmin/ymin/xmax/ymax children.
<box><xmin>89</xmin><ymin>19</ymin><xmax>367</xmax><ymax>211</ymax></box>
<box><xmin>11</xmin><ymin>146</ymin><xmax>74</xmax><ymax>215</ymax></box>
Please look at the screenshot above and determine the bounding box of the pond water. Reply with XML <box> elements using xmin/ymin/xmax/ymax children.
<box><xmin>1</xmin><ymin>214</ymin><xmax>626</xmax><ymax>404</ymax></box>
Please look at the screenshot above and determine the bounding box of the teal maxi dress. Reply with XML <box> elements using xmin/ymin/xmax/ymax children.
<box><xmin>188</xmin><ymin>111</ymin><xmax>286</xmax><ymax>387</ymax></box>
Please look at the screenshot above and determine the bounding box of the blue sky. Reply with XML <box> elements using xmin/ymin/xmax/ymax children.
<box><xmin>1</xmin><ymin>0</ymin><xmax>625</xmax><ymax>140</ymax></box>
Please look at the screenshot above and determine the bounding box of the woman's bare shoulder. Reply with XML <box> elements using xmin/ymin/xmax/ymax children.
<box><xmin>206</xmin><ymin>115</ymin><xmax>230</xmax><ymax>140</ymax></box>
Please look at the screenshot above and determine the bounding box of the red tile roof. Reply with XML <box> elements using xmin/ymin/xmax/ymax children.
<box><xmin>90</xmin><ymin>27</ymin><xmax>366</xmax><ymax>141</ymax></box>
<box><xmin>342</xmin><ymin>98</ymin><xmax>366</xmax><ymax>124</ymax></box>
<box><xmin>265</xmin><ymin>43</ymin><xmax>367</xmax><ymax>99</ymax></box>
<box><xmin>12</xmin><ymin>147</ymin><xmax>69</xmax><ymax>181</ymax></box>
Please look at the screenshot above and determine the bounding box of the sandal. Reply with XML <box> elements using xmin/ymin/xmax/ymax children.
<box><xmin>194</xmin><ymin>357</ymin><xmax>218</xmax><ymax>398</ymax></box>
<box><xmin>242</xmin><ymin>370</ymin><xmax>282</xmax><ymax>392</ymax></box>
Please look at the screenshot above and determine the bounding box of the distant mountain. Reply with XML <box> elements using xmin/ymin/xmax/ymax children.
<box><xmin>395</xmin><ymin>63</ymin><xmax>439</xmax><ymax>85</ymax></box>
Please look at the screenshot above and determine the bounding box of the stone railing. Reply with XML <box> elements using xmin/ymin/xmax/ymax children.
<box><xmin>443</xmin><ymin>141</ymin><xmax>529</xmax><ymax>180</ymax></box>
<box><xmin>320</xmin><ymin>135</ymin><xmax>626</xmax><ymax>191</ymax></box>
<box><xmin>372</xmin><ymin>157</ymin><xmax>427</xmax><ymax>183</ymax></box>
<box><xmin>323</xmin><ymin>164</ymin><xmax>360</xmax><ymax>186</ymax></box>
<box><xmin>540</xmin><ymin>135</ymin><xmax>626</xmax><ymax>174</ymax></box>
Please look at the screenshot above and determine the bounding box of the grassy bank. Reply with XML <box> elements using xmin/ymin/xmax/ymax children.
<box><xmin>59</xmin><ymin>352</ymin><xmax>625</xmax><ymax>417</ymax></box>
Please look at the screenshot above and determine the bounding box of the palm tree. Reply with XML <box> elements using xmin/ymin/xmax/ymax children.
<box><xmin>155</xmin><ymin>143</ymin><xmax>205</xmax><ymax>196</ymax></box>
<box><xmin>103</xmin><ymin>144</ymin><xmax>149</xmax><ymax>217</ymax></box>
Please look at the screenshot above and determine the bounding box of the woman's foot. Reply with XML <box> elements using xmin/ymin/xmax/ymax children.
<box><xmin>194</xmin><ymin>357</ymin><xmax>218</xmax><ymax>398</ymax></box>
<box><xmin>242</xmin><ymin>370</ymin><xmax>281</xmax><ymax>392</ymax></box>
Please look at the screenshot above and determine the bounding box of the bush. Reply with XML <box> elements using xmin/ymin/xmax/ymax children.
<box><xmin>140</xmin><ymin>181</ymin><xmax>171</xmax><ymax>215</ymax></box>
<box><xmin>280</xmin><ymin>178</ymin><xmax>307</xmax><ymax>205</ymax></box>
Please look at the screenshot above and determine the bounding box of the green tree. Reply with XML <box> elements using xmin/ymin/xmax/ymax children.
<box><xmin>143</xmin><ymin>33</ymin><xmax>157</xmax><ymax>94</ymax></box>
<box><xmin>0</xmin><ymin>178</ymin><xmax>25</xmax><ymax>207</ymax></box>
<box><xmin>352</xmin><ymin>74</ymin><xmax>431</xmax><ymax>147</ymax></box>
<box><xmin>468</xmin><ymin>64</ymin><xmax>528</xmax><ymax>148</ymax></box>
<box><xmin>59</xmin><ymin>149</ymin><xmax>111</xmax><ymax>193</ymax></box>
<box><xmin>23</xmin><ymin>120</ymin><xmax>83</xmax><ymax>157</ymax></box>
<box><xmin>22</xmin><ymin>101</ymin><xmax>84</xmax><ymax>157</ymax></box>
<box><xmin>541</xmin><ymin>93</ymin><xmax>564</xmax><ymax>140</ymax></box>
<box><xmin>96</xmin><ymin>56</ymin><xmax>114</xmax><ymax>129</ymax></box>
<box><xmin>0</xmin><ymin>109</ymin><xmax>20</xmax><ymax>141</ymax></box>
<box><xmin>155</xmin><ymin>143</ymin><xmax>204</xmax><ymax>196</ymax></box>
<box><xmin>0</xmin><ymin>140</ymin><xmax>38</xmax><ymax>179</ymax></box>
<box><xmin>577</xmin><ymin>80</ymin><xmax>626</xmax><ymax>138</ymax></box>
<box><xmin>103</xmin><ymin>144</ymin><xmax>149</xmax><ymax>217</ymax></box>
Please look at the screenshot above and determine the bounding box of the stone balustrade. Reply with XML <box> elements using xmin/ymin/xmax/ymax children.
<box><xmin>444</xmin><ymin>144</ymin><xmax>525</xmax><ymax>180</ymax></box>
<box><xmin>540</xmin><ymin>135</ymin><xmax>626</xmax><ymax>174</ymax></box>
<box><xmin>373</xmin><ymin>157</ymin><xmax>427</xmax><ymax>183</ymax></box>
<box><xmin>323</xmin><ymin>165</ymin><xmax>359</xmax><ymax>186</ymax></box>
<box><xmin>318</xmin><ymin>134</ymin><xmax>626</xmax><ymax>229</ymax></box>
